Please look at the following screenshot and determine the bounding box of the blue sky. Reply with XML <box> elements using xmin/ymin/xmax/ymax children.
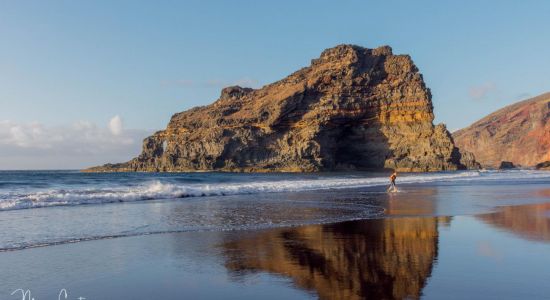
<box><xmin>1</xmin><ymin>0</ymin><xmax>549</xmax><ymax>168</ymax></box>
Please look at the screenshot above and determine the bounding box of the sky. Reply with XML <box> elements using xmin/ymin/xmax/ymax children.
<box><xmin>1</xmin><ymin>0</ymin><xmax>550</xmax><ymax>169</ymax></box>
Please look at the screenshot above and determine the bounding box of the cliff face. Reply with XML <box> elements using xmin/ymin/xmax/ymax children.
<box><xmin>453</xmin><ymin>93</ymin><xmax>550</xmax><ymax>168</ymax></box>
<box><xmin>88</xmin><ymin>44</ymin><xmax>475</xmax><ymax>172</ymax></box>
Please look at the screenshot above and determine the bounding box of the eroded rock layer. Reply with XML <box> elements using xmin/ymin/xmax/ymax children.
<box><xmin>453</xmin><ymin>92</ymin><xmax>550</xmax><ymax>168</ymax></box>
<box><xmin>88</xmin><ymin>45</ymin><xmax>474</xmax><ymax>172</ymax></box>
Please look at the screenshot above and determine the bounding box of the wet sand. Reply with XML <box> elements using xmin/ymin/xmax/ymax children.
<box><xmin>1</xmin><ymin>197</ymin><xmax>550</xmax><ymax>299</ymax></box>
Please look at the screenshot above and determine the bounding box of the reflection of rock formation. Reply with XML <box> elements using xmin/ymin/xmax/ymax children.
<box><xmin>478</xmin><ymin>202</ymin><xmax>550</xmax><ymax>243</ymax></box>
<box><xmin>223</xmin><ymin>216</ymin><xmax>449</xmax><ymax>299</ymax></box>
<box><xmin>384</xmin><ymin>188</ymin><xmax>441</xmax><ymax>216</ymax></box>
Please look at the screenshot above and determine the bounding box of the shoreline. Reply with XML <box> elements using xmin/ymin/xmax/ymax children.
<box><xmin>2</xmin><ymin>198</ymin><xmax>549</xmax><ymax>254</ymax></box>
<box><xmin>1</xmin><ymin>202</ymin><xmax>549</xmax><ymax>299</ymax></box>
<box><xmin>1</xmin><ymin>172</ymin><xmax>549</xmax><ymax>299</ymax></box>
<box><xmin>2</xmin><ymin>175</ymin><xmax>550</xmax><ymax>252</ymax></box>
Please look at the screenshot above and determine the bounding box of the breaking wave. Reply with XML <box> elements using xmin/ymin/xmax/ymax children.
<box><xmin>1</xmin><ymin>170</ymin><xmax>549</xmax><ymax>211</ymax></box>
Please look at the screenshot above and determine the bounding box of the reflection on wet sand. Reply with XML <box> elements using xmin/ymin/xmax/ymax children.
<box><xmin>383</xmin><ymin>188</ymin><xmax>440</xmax><ymax>216</ymax></box>
<box><xmin>222</xmin><ymin>215</ymin><xmax>450</xmax><ymax>299</ymax></box>
<box><xmin>478</xmin><ymin>201</ymin><xmax>550</xmax><ymax>243</ymax></box>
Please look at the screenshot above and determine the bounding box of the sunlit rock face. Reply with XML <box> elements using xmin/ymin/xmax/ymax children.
<box><xmin>222</xmin><ymin>216</ymin><xmax>449</xmax><ymax>300</ymax></box>
<box><xmin>453</xmin><ymin>92</ymin><xmax>550</xmax><ymax>168</ymax></box>
<box><xmin>87</xmin><ymin>45</ymin><xmax>475</xmax><ymax>172</ymax></box>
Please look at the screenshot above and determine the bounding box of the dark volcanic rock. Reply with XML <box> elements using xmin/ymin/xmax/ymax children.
<box><xmin>458</xmin><ymin>150</ymin><xmax>481</xmax><ymax>170</ymax></box>
<box><xmin>499</xmin><ymin>161</ymin><xmax>516</xmax><ymax>169</ymax></box>
<box><xmin>453</xmin><ymin>92</ymin><xmax>550</xmax><ymax>168</ymax></box>
<box><xmin>535</xmin><ymin>161</ymin><xmax>550</xmax><ymax>170</ymax></box>
<box><xmin>86</xmin><ymin>45</ymin><xmax>476</xmax><ymax>172</ymax></box>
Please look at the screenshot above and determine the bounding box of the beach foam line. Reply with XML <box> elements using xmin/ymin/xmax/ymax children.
<box><xmin>0</xmin><ymin>170</ymin><xmax>549</xmax><ymax>211</ymax></box>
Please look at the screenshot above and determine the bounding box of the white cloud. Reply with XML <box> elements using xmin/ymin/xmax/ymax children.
<box><xmin>0</xmin><ymin>118</ymin><xmax>152</xmax><ymax>170</ymax></box>
<box><xmin>108</xmin><ymin>115</ymin><xmax>123</xmax><ymax>136</ymax></box>
<box><xmin>469</xmin><ymin>82</ymin><xmax>496</xmax><ymax>100</ymax></box>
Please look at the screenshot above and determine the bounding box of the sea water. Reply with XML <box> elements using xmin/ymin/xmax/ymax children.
<box><xmin>0</xmin><ymin>170</ymin><xmax>549</xmax><ymax>251</ymax></box>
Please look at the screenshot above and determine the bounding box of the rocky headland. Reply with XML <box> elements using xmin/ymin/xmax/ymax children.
<box><xmin>453</xmin><ymin>92</ymin><xmax>550</xmax><ymax>168</ymax></box>
<box><xmin>86</xmin><ymin>45</ymin><xmax>477</xmax><ymax>172</ymax></box>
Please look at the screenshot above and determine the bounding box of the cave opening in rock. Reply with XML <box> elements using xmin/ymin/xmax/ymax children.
<box><xmin>332</xmin><ymin>125</ymin><xmax>389</xmax><ymax>170</ymax></box>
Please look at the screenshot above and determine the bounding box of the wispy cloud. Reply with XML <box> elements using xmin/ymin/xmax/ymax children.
<box><xmin>468</xmin><ymin>82</ymin><xmax>496</xmax><ymax>100</ymax></box>
<box><xmin>0</xmin><ymin>117</ymin><xmax>152</xmax><ymax>170</ymax></box>
<box><xmin>514</xmin><ymin>92</ymin><xmax>531</xmax><ymax>101</ymax></box>
<box><xmin>166</xmin><ymin>79</ymin><xmax>196</xmax><ymax>87</ymax></box>
<box><xmin>162</xmin><ymin>77</ymin><xmax>260</xmax><ymax>89</ymax></box>
<box><xmin>469</xmin><ymin>82</ymin><xmax>496</xmax><ymax>100</ymax></box>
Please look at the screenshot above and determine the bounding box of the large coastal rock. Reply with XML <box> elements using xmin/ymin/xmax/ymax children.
<box><xmin>453</xmin><ymin>92</ymin><xmax>550</xmax><ymax>168</ymax></box>
<box><xmin>87</xmin><ymin>45</ymin><xmax>475</xmax><ymax>172</ymax></box>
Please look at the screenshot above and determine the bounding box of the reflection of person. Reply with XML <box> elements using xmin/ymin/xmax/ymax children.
<box><xmin>388</xmin><ymin>171</ymin><xmax>398</xmax><ymax>192</ymax></box>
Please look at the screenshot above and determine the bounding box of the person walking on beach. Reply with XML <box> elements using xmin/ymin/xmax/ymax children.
<box><xmin>388</xmin><ymin>171</ymin><xmax>398</xmax><ymax>192</ymax></box>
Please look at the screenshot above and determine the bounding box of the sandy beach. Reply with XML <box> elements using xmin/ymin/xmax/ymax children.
<box><xmin>2</xmin><ymin>208</ymin><xmax>550</xmax><ymax>299</ymax></box>
<box><xmin>1</xmin><ymin>172</ymin><xmax>549</xmax><ymax>299</ymax></box>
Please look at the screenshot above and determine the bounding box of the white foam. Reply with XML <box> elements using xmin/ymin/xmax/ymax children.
<box><xmin>1</xmin><ymin>170</ymin><xmax>549</xmax><ymax>211</ymax></box>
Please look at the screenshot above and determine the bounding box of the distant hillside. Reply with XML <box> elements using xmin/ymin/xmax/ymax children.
<box><xmin>453</xmin><ymin>92</ymin><xmax>550</xmax><ymax>168</ymax></box>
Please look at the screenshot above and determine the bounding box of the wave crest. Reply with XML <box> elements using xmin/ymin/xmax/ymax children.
<box><xmin>1</xmin><ymin>170</ymin><xmax>549</xmax><ymax>211</ymax></box>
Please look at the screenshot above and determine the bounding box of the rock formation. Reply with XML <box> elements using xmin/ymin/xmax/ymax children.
<box><xmin>87</xmin><ymin>44</ymin><xmax>476</xmax><ymax>172</ymax></box>
<box><xmin>535</xmin><ymin>161</ymin><xmax>550</xmax><ymax>170</ymax></box>
<box><xmin>499</xmin><ymin>161</ymin><xmax>516</xmax><ymax>169</ymax></box>
<box><xmin>453</xmin><ymin>92</ymin><xmax>550</xmax><ymax>168</ymax></box>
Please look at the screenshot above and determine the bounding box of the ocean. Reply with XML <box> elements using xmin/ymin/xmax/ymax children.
<box><xmin>0</xmin><ymin>169</ymin><xmax>549</xmax><ymax>252</ymax></box>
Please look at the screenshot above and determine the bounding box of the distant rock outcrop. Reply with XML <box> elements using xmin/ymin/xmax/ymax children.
<box><xmin>453</xmin><ymin>92</ymin><xmax>550</xmax><ymax>168</ymax></box>
<box><xmin>536</xmin><ymin>161</ymin><xmax>550</xmax><ymax>170</ymax></box>
<box><xmin>87</xmin><ymin>45</ymin><xmax>476</xmax><ymax>172</ymax></box>
<box><xmin>499</xmin><ymin>161</ymin><xmax>516</xmax><ymax>169</ymax></box>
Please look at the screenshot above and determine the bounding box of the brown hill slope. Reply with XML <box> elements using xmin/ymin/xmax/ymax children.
<box><xmin>453</xmin><ymin>92</ymin><xmax>550</xmax><ymax>168</ymax></box>
<box><xmin>86</xmin><ymin>45</ymin><xmax>476</xmax><ymax>172</ymax></box>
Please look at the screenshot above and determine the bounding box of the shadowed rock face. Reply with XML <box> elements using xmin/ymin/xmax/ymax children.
<box><xmin>453</xmin><ymin>92</ymin><xmax>550</xmax><ymax>168</ymax></box>
<box><xmin>87</xmin><ymin>44</ymin><xmax>475</xmax><ymax>172</ymax></box>
<box><xmin>536</xmin><ymin>161</ymin><xmax>550</xmax><ymax>170</ymax></box>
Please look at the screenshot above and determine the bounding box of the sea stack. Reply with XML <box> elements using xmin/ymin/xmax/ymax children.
<box><xmin>453</xmin><ymin>92</ymin><xmax>550</xmax><ymax>168</ymax></box>
<box><xmin>87</xmin><ymin>45</ymin><xmax>476</xmax><ymax>172</ymax></box>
